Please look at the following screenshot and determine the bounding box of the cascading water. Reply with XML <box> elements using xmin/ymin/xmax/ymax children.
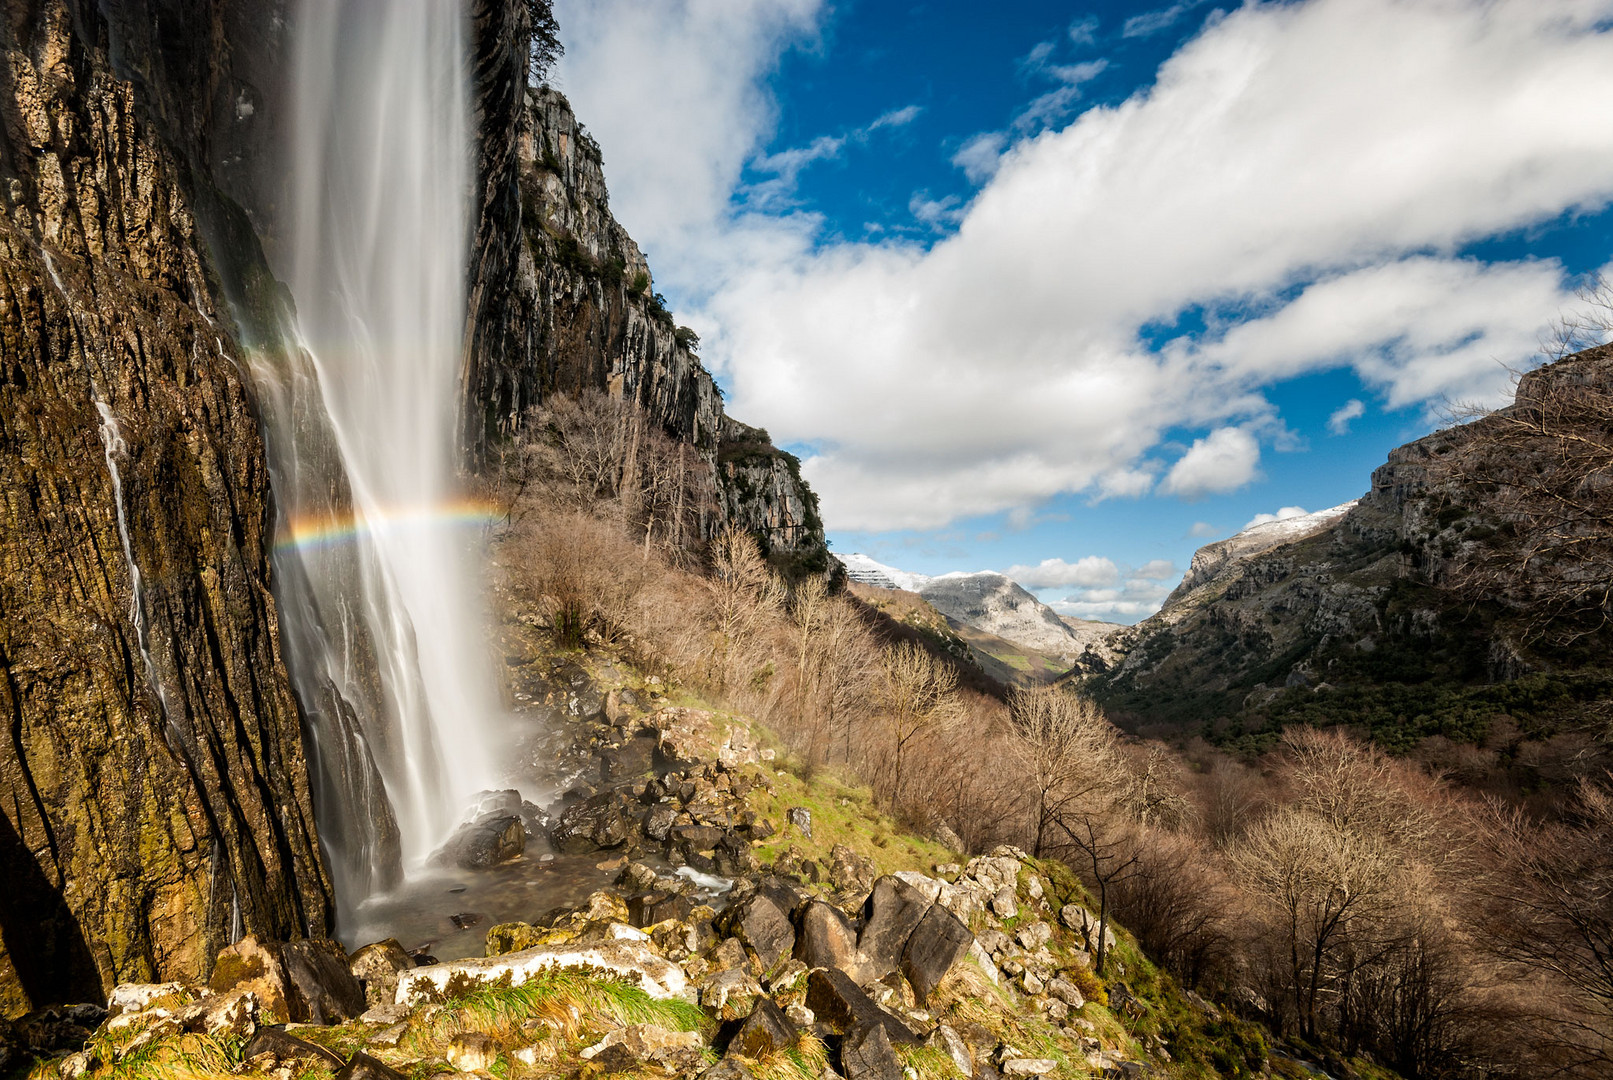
<box><xmin>243</xmin><ymin>0</ymin><xmax>509</xmax><ymax>927</ymax></box>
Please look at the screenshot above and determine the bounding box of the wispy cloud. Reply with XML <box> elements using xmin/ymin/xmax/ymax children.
<box><xmin>1123</xmin><ymin>1</ymin><xmax>1207</xmax><ymax>39</ymax></box>
<box><xmin>1327</xmin><ymin>398</ymin><xmax>1366</xmax><ymax>434</ymax></box>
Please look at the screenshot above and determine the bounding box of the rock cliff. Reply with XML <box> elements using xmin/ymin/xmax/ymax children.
<box><xmin>1078</xmin><ymin>348</ymin><xmax>1613</xmax><ymax>751</ymax></box>
<box><xmin>0</xmin><ymin>0</ymin><xmax>332</xmax><ymax>1014</ymax></box>
<box><xmin>466</xmin><ymin>81</ymin><xmax>827</xmax><ymax>569</ymax></box>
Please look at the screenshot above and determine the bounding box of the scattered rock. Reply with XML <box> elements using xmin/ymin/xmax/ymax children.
<box><xmin>1016</xmin><ymin>922</ymin><xmax>1051</xmax><ymax>951</ymax></box>
<box><xmin>991</xmin><ymin>888</ymin><xmax>1019</xmax><ymax>920</ymax></box>
<box><xmin>724</xmin><ymin>892</ymin><xmax>796</xmax><ymax>971</ymax></box>
<box><xmin>241</xmin><ymin>1028</ymin><xmax>344</xmax><ymax>1071</ymax></box>
<box><xmin>858</xmin><ymin>876</ymin><xmax>932</xmax><ymax>976</ymax></box>
<box><xmin>1001</xmin><ymin>1058</ymin><xmax>1059</xmax><ymax>1077</ymax></box>
<box><xmin>901</xmin><ymin>903</ymin><xmax>975</xmax><ymax>1003</ymax></box>
<box><xmin>107</xmin><ymin>983</ymin><xmax>187</xmax><ymax>1018</ymax></box>
<box><xmin>803</xmin><ymin>968</ymin><xmax>920</xmax><ymax>1045</ymax></box>
<box><xmin>446</xmin><ymin>1032</ymin><xmax>499</xmax><ymax>1072</ymax></box>
<box><xmin>398</xmin><ymin>940</ymin><xmax>692</xmax><ymax>1004</ymax></box>
<box><xmin>211</xmin><ymin>937</ymin><xmax>292</xmax><ymax>1022</ymax></box>
<box><xmin>1046</xmin><ymin>978</ymin><xmax>1086</xmax><ymax>1010</ymax></box>
<box><xmin>828</xmin><ymin>845</ymin><xmax>876</xmax><ymax>894</ymax></box>
<box><xmin>176</xmin><ymin>989</ymin><xmax>259</xmax><ymax>1039</ymax></box>
<box><xmin>928</xmin><ymin>1023</ymin><xmax>973</xmax><ymax>1076</ymax></box>
<box><xmin>786</xmin><ymin>807</ymin><xmax>812</xmax><ymax>838</ymax></box>
<box><xmin>348</xmin><ymin>940</ymin><xmax>414</xmax><ymax>1010</ymax></box>
<box><xmin>334</xmin><ymin>1052</ymin><xmax>407</xmax><ymax>1080</ymax></box>
<box><xmin>795</xmin><ymin>902</ymin><xmax>869</xmax><ymax>982</ymax></box>
<box><xmin>841</xmin><ymin>1022</ymin><xmax>902</xmax><ymax>1080</ymax></box>
<box><xmin>280</xmin><ymin>940</ymin><xmax>367</xmax><ymax>1024</ymax></box>
<box><xmin>727</xmin><ymin>997</ymin><xmax>797</xmax><ymax>1059</ymax></box>
<box><xmin>700</xmin><ymin>968</ymin><xmax>764</xmax><ymax>1021</ymax></box>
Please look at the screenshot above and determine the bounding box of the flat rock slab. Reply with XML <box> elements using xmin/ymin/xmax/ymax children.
<box><xmin>859</xmin><ymin>875</ymin><xmax>932</xmax><ymax>976</ymax></box>
<box><xmin>841</xmin><ymin>1023</ymin><xmax>902</xmax><ymax>1080</ymax></box>
<box><xmin>901</xmin><ymin>904</ymin><xmax>974</xmax><ymax>1003</ymax></box>
<box><xmin>396</xmin><ymin>940</ymin><xmax>692</xmax><ymax>1004</ymax></box>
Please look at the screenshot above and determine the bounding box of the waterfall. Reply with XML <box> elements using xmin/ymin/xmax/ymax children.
<box><xmin>243</xmin><ymin>0</ymin><xmax>506</xmax><ymax>923</ymax></box>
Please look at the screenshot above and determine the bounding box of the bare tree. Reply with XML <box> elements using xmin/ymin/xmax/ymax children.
<box><xmin>1478</xmin><ymin>777</ymin><xmax>1613</xmax><ymax>1079</ymax></box>
<box><xmin>1007</xmin><ymin>687</ymin><xmax>1119</xmax><ymax>857</ymax></box>
<box><xmin>875</xmin><ymin>641</ymin><xmax>965</xmax><ymax>813</ymax></box>
<box><xmin>705</xmin><ymin>527</ymin><xmax>783</xmax><ymax>689</ymax></box>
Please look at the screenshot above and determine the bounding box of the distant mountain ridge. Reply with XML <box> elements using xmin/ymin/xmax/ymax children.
<box><xmin>839</xmin><ymin>553</ymin><xmax>1120</xmax><ymax>662</ymax></box>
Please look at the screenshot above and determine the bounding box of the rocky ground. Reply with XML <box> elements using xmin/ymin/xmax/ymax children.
<box><xmin>0</xmin><ymin>650</ymin><xmax>1281</xmax><ymax>1080</ymax></box>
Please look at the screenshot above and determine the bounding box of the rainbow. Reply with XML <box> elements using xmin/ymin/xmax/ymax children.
<box><xmin>277</xmin><ymin>498</ymin><xmax>506</xmax><ymax>553</ymax></box>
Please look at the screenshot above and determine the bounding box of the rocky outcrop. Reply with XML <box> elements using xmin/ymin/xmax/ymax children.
<box><xmin>467</xmin><ymin>79</ymin><xmax>826</xmax><ymax>567</ymax></box>
<box><xmin>919</xmin><ymin>573</ymin><xmax>1089</xmax><ymax>660</ymax></box>
<box><xmin>0</xmin><ymin>0</ymin><xmax>332</xmax><ymax>1014</ymax></box>
<box><xmin>1078</xmin><ymin>349</ymin><xmax>1613</xmax><ymax>748</ymax></box>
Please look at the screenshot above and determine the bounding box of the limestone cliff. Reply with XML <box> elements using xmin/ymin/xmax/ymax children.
<box><xmin>0</xmin><ymin>0</ymin><xmax>332</xmax><ymax>1014</ymax></box>
<box><xmin>465</xmin><ymin>81</ymin><xmax>827</xmax><ymax>569</ymax></box>
<box><xmin>1078</xmin><ymin>348</ymin><xmax>1613</xmax><ymax>752</ymax></box>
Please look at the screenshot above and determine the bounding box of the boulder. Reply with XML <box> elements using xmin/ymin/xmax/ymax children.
<box><xmin>650</xmin><ymin>708</ymin><xmax>725</xmax><ymax>766</ymax></box>
<box><xmin>241</xmin><ymin>1028</ymin><xmax>344</xmax><ymax>1071</ymax></box>
<box><xmin>1001</xmin><ymin>1059</ymin><xmax>1059</xmax><ymax>1077</ymax></box>
<box><xmin>348</xmin><ymin>940</ymin><xmax>413</xmax><ymax>1010</ymax></box>
<box><xmin>991</xmin><ymin>888</ymin><xmax>1018</xmax><ymax>919</ymax></box>
<box><xmin>901</xmin><ymin>904</ymin><xmax>974</xmax><ymax>1003</ymax></box>
<box><xmin>803</xmin><ymin>968</ymin><xmax>920</xmax><ymax>1045</ymax></box>
<box><xmin>280</xmin><ymin>940</ymin><xmax>366</xmax><ymax>1024</ymax></box>
<box><xmin>723</xmin><ymin>893</ymin><xmax>795</xmax><ymax>972</ymax></box>
<box><xmin>859</xmin><ymin>876</ymin><xmax>932</xmax><ymax>976</ymax></box>
<box><xmin>727</xmin><ymin>997</ymin><xmax>797</xmax><ymax>1059</ymax></box>
<box><xmin>628</xmin><ymin>892</ymin><xmax>691</xmax><ymax>927</ymax></box>
<box><xmin>701</xmin><ymin>1059</ymin><xmax>756</xmax><ymax>1080</ymax></box>
<box><xmin>398</xmin><ymin>941</ymin><xmax>691</xmax><ymax>1004</ymax></box>
<box><xmin>828</xmin><ymin>845</ymin><xmax>876</xmax><ymax>894</ymax></box>
<box><xmin>444</xmin><ymin>815</ymin><xmax>527</xmax><ymax>868</ymax></box>
<box><xmin>841</xmin><ymin>1022</ymin><xmax>902</xmax><ymax>1080</ymax></box>
<box><xmin>581</xmin><ymin>1024</ymin><xmax>703</xmax><ymax>1067</ymax></box>
<box><xmin>928</xmin><ymin>1024</ymin><xmax>973</xmax><ymax>1076</ymax></box>
<box><xmin>334</xmin><ymin>1052</ymin><xmax>407</xmax><ymax>1080</ymax></box>
<box><xmin>643</xmin><ymin>804</ymin><xmax>678</xmax><ymax>841</ymax></box>
<box><xmin>106</xmin><ymin>983</ymin><xmax>187</xmax><ymax>1018</ymax></box>
<box><xmin>794</xmin><ymin>901</ymin><xmax>870</xmax><ymax>982</ymax></box>
<box><xmin>1046</xmin><ymin>978</ymin><xmax>1086</xmax><ymax>1010</ymax></box>
<box><xmin>1015</xmin><ymin>922</ymin><xmax>1052</xmax><ymax>951</ymax></box>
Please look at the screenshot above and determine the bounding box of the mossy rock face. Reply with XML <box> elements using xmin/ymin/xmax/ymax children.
<box><xmin>0</xmin><ymin>0</ymin><xmax>332</xmax><ymax>1015</ymax></box>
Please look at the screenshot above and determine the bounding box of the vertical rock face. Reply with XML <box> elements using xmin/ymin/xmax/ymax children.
<box><xmin>466</xmin><ymin>70</ymin><xmax>827</xmax><ymax>569</ymax></box>
<box><xmin>0</xmin><ymin>0</ymin><xmax>331</xmax><ymax>1014</ymax></box>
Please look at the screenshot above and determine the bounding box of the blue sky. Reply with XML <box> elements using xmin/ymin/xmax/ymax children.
<box><xmin>553</xmin><ymin>0</ymin><xmax>1613</xmax><ymax>622</ymax></box>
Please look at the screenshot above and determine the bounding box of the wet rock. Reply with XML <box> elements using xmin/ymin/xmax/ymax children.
<box><xmin>444</xmin><ymin>815</ymin><xmax>527</xmax><ymax>868</ymax></box>
<box><xmin>242</xmin><ymin>1028</ymin><xmax>344</xmax><ymax>1071</ymax></box>
<box><xmin>727</xmin><ymin>997</ymin><xmax>797</xmax><ymax>1059</ymax></box>
<box><xmin>786</xmin><ymin>807</ymin><xmax>812</xmax><ymax>838</ymax></box>
<box><xmin>643</xmin><ymin>804</ymin><xmax>678</xmax><ymax>842</ymax></box>
<box><xmin>554</xmin><ymin>794</ymin><xmax>631</xmax><ymax>853</ymax></box>
<box><xmin>841</xmin><ymin>1022</ymin><xmax>901</xmax><ymax>1080</ymax></box>
<box><xmin>629</xmin><ymin>892</ymin><xmax>692</xmax><ymax>928</ymax></box>
<box><xmin>859</xmin><ymin>876</ymin><xmax>932</xmax><ymax>976</ymax></box>
<box><xmin>281</xmin><ymin>940</ymin><xmax>366</xmax><ymax>1024</ymax></box>
<box><xmin>723</xmin><ymin>892</ymin><xmax>796</xmax><ymax>972</ymax></box>
<box><xmin>334</xmin><ymin>1052</ymin><xmax>408</xmax><ymax>1080</ymax></box>
<box><xmin>446</xmin><ymin>1032</ymin><xmax>499</xmax><ymax>1072</ymax></box>
<box><xmin>348</xmin><ymin>940</ymin><xmax>414</xmax><ymax>1010</ymax></box>
<box><xmin>399</xmin><ymin>940</ymin><xmax>691</xmax><ymax>1004</ymax></box>
<box><xmin>803</xmin><ymin>968</ymin><xmax>920</xmax><ymax>1045</ymax></box>
<box><xmin>901</xmin><ymin>904</ymin><xmax>974</xmax><ymax>1003</ymax></box>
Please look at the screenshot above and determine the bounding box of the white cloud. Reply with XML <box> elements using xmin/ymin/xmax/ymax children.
<box><xmin>1003</xmin><ymin>556</ymin><xmax>1120</xmax><ymax>589</ymax></box>
<box><xmin>557</xmin><ymin>0</ymin><xmax>1613</xmax><ymax>532</ymax></box>
<box><xmin>909</xmin><ymin>192</ymin><xmax>965</xmax><ymax>230</ymax></box>
<box><xmin>866</xmin><ymin>104</ymin><xmax>922</xmax><ymax>132</ymax></box>
<box><xmin>1244</xmin><ymin>505</ymin><xmax>1310</xmax><ymax>530</ymax></box>
<box><xmin>1134</xmin><ymin>559</ymin><xmax>1179</xmax><ymax>580</ymax></box>
<box><xmin>1327</xmin><ymin>398</ymin><xmax>1365</xmax><ymax>435</ymax></box>
<box><xmin>1160</xmin><ymin>427</ymin><xmax>1262</xmax><ymax>497</ymax></box>
<box><xmin>951</xmin><ymin>131</ymin><xmax>1008</xmax><ymax>184</ymax></box>
<box><xmin>1123</xmin><ymin>2</ymin><xmax>1206</xmax><ymax>39</ymax></box>
<box><xmin>1068</xmin><ymin>16</ymin><xmax>1101</xmax><ymax>47</ymax></box>
<box><xmin>1189</xmin><ymin>521</ymin><xmax>1219</xmax><ymax>538</ymax></box>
